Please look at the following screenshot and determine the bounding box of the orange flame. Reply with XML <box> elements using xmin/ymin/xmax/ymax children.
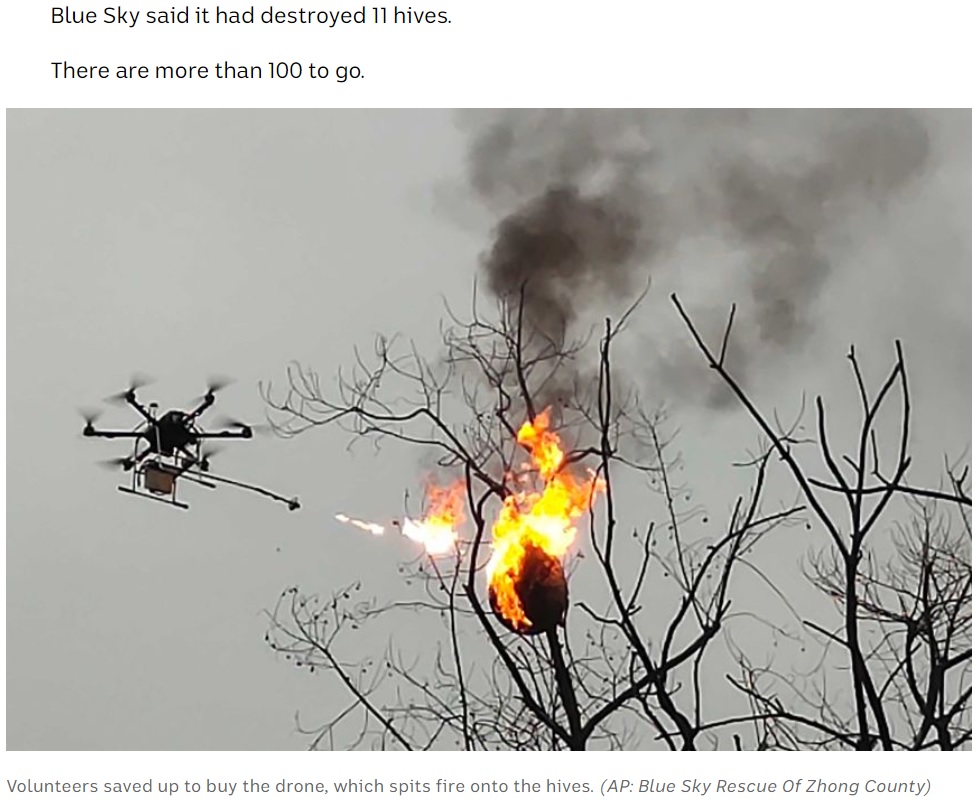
<box><xmin>402</xmin><ymin>482</ymin><xmax>466</xmax><ymax>555</ymax></box>
<box><xmin>487</xmin><ymin>410</ymin><xmax>603</xmax><ymax>631</ymax></box>
<box><xmin>335</xmin><ymin>513</ymin><xmax>385</xmax><ymax>536</ymax></box>
<box><xmin>337</xmin><ymin>411</ymin><xmax>602</xmax><ymax>633</ymax></box>
<box><xmin>335</xmin><ymin>483</ymin><xmax>466</xmax><ymax>556</ymax></box>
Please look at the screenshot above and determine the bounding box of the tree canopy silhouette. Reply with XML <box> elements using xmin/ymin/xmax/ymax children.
<box><xmin>262</xmin><ymin>292</ymin><xmax>970</xmax><ymax>751</ymax></box>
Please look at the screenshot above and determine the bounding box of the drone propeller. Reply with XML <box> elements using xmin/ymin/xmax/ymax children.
<box><xmin>214</xmin><ymin>416</ymin><xmax>270</xmax><ymax>435</ymax></box>
<box><xmin>215</xmin><ymin>416</ymin><xmax>248</xmax><ymax>429</ymax></box>
<box><xmin>78</xmin><ymin>407</ymin><xmax>105</xmax><ymax>436</ymax></box>
<box><xmin>189</xmin><ymin>375</ymin><xmax>235</xmax><ymax>408</ymax></box>
<box><xmin>200</xmin><ymin>445</ymin><xmax>223</xmax><ymax>472</ymax></box>
<box><xmin>96</xmin><ymin>456</ymin><xmax>133</xmax><ymax>471</ymax></box>
<box><xmin>105</xmin><ymin>373</ymin><xmax>155</xmax><ymax>404</ymax></box>
<box><xmin>79</xmin><ymin>407</ymin><xmax>102</xmax><ymax>425</ymax></box>
<box><xmin>205</xmin><ymin>375</ymin><xmax>234</xmax><ymax>395</ymax></box>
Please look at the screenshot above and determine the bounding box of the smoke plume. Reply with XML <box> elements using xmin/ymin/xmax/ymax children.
<box><xmin>462</xmin><ymin>110</ymin><xmax>933</xmax><ymax>407</ymax></box>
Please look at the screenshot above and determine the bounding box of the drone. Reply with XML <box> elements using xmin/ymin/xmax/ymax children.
<box><xmin>81</xmin><ymin>377</ymin><xmax>300</xmax><ymax>511</ymax></box>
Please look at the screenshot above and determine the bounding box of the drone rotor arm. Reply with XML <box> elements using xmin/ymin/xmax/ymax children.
<box><xmin>195</xmin><ymin>429</ymin><xmax>254</xmax><ymax>440</ymax></box>
<box><xmin>84</xmin><ymin>429</ymin><xmax>147</xmax><ymax>439</ymax></box>
<box><xmin>105</xmin><ymin>376</ymin><xmax>157</xmax><ymax>423</ymax></box>
<box><xmin>187</xmin><ymin>376</ymin><xmax>234</xmax><ymax>419</ymax></box>
<box><xmin>127</xmin><ymin>396</ymin><xmax>156</xmax><ymax>423</ymax></box>
<box><xmin>188</xmin><ymin>393</ymin><xmax>217</xmax><ymax>419</ymax></box>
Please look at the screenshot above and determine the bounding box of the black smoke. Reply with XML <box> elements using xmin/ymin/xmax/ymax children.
<box><xmin>482</xmin><ymin>186</ymin><xmax>642</xmax><ymax>347</ymax></box>
<box><xmin>462</xmin><ymin>110</ymin><xmax>932</xmax><ymax>407</ymax></box>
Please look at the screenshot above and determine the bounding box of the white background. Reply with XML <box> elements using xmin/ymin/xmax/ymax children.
<box><xmin>2</xmin><ymin>0</ymin><xmax>976</xmax><ymax>799</ymax></box>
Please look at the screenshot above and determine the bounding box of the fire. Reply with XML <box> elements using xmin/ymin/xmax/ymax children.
<box><xmin>336</xmin><ymin>410</ymin><xmax>602</xmax><ymax>634</ymax></box>
<box><xmin>487</xmin><ymin>409</ymin><xmax>603</xmax><ymax>633</ymax></box>
<box><xmin>335</xmin><ymin>482</ymin><xmax>465</xmax><ymax>556</ymax></box>
<box><xmin>335</xmin><ymin>513</ymin><xmax>385</xmax><ymax>536</ymax></box>
<box><xmin>402</xmin><ymin>482</ymin><xmax>466</xmax><ymax>555</ymax></box>
<box><xmin>517</xmin><ymin>413</ymin><xmax>565</xmax><ymax>479</ymax></box>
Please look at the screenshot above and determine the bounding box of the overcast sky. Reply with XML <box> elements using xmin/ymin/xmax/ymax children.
<box><xmin>5</xmin><ymin>110</ymin><xmax>970</xmax><ymax>750</ymax></box>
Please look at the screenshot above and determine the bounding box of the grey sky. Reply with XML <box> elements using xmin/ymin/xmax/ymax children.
<box><xmin>5</xmin><ymin>110</ymin><xmax>970</xmax><ymax>750</ymax></box>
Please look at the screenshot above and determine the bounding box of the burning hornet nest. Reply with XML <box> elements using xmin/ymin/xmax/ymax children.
<box><xmin>488</xmin><ymin>543</ymin><xmax>568</xmax><ymax>635</ymax></box>
<box><xmin>483</xmin><ymin>409</ymin><xmax>600</xmax><ymax>635</ymax></box>
<box><xmin>334</xmin><ymin>410</ymin><xmax>598</xmax><ymax>637</ymax></box>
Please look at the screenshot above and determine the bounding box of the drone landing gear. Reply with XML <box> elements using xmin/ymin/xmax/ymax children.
<box><xmin>117</xmin><ymin>486</ymin><xmax>190</xmax><ymax>510</ymax></box>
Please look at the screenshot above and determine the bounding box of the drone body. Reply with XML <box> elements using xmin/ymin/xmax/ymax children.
<box><xmin>81</xmin><ymin>378</ymin><xmax>299</xmax><ymax>511</ymax></box>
